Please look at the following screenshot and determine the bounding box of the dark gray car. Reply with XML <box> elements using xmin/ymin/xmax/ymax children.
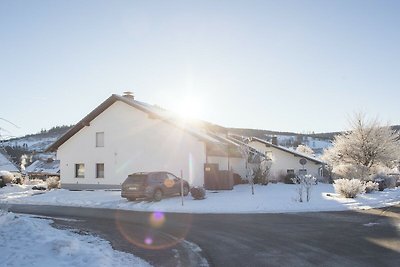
<box><xmin>121</xmin><ymin>171</ymin><xmax>190</xmax><ymax>201</ymax></box>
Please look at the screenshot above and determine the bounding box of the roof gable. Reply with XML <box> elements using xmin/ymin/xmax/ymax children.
<box><xmin>47</xmin><ymin>94</ymin><xmax>226</xmax><ymax>152</ymax></box>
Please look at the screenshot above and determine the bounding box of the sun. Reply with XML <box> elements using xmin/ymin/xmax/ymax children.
<box><xmin>174</xmin><ymin>95</ymin><xmax>204</xmax><ymax>120</ymax></box>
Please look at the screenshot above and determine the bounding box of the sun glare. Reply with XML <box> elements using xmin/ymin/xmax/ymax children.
<box><xmin>174</xmin><ymin>96</ymin><xmax>204</xmax><ymax>120</ymax></box>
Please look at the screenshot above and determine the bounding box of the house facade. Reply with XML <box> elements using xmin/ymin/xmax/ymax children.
<box><xmin>247</xmin><ymin>137</ymin><xmax>324</xmax><ymax>181</ymax></box>
<box><xmin>48</xmin><ymin>94</ymin><xmax>244</xmax><ymax>190</ymax></box>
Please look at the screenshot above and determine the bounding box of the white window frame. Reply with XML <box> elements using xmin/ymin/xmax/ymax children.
<box><xmin>96</xmin><ymin>132</ymin><xmax>104</xmax><ymax>147</ymax></box>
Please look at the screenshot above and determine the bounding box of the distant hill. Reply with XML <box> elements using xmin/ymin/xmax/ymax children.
<box><xmin>2</xmin><ymin>125</ymin><xmax>73</xmax><ymax>152</ymax></box>
<box><xmin>0</xmin><ymin>125</ymin><xmax>72</xmax><ymax>166</ymax></box>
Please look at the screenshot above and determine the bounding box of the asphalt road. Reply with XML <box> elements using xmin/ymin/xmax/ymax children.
<box><xmin>4</xmin><ymin>204</ymin><xmax>400</xmax><ymax>267</ymax></box>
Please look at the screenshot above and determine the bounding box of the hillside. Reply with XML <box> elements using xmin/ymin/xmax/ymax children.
<box><xmin>0</xmin><ymin>125</ymin><xmax>72</xmax><ymax>167</ymax></box>
<box><xmin>2</xmin><ymin>125</ymin><xmax>72</xmax><ymax>152</ymax></box>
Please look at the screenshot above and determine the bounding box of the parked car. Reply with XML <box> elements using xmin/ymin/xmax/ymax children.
<box><xmin>121</xmin><ymin>171</ymin><xmax>190</xmax><ymax>201</ymax></box>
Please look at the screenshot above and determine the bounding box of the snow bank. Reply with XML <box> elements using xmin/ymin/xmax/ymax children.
<box><xmin>0</xmin><ymin>211</ymin><xmax>151</xmax><ymax>267</ymax></box>
<box><xmin>1</xmin><ymin>183</ymin><xmax>399</xmax><ymax>214</ymax></box>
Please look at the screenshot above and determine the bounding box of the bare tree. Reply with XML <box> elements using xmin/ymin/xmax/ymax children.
<box><xmin>322</xmin><ymin>113</ymin><xmax>400</xmax><ymax>180</ymax></box>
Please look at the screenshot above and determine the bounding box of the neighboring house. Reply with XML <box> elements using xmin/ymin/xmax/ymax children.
<box><xmin>25</xmin><ymin>158</ymin><xmax>60</xmax><ymax>180</ymax></box>
<box><xmin>0</xmin><ymin>150</ymin><xmax>19</xmax><ymax>174</ymax></box>
<box><xmin>245</xmin><ymin>137</ymin><xmax>325</xmax><ymax>181</ymax></box>
<box><xmin>47</xmin><ymin>93</ymin><xmax>246</xmax><ymax>190</ymax></box>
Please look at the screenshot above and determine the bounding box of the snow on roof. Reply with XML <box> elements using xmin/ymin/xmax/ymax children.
<box><xmin>25</xmin><ymin>159</ymin><xmax>60</xmax><ymax>175</ymax></box>
<box><xmin>0</xmin><ymin>152</ymin><xmax>19</xmax><ymax>172</ymax></box>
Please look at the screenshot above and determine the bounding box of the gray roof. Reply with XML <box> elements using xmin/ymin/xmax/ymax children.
<box><xmin>0</xmin><ymin>151</ymin><xmax>19</xmax><ymax>172</ymax></box>
<box><xmin>249</xmin><ymin>137</ymin><xmax>325</xmax><ymax>164</ymax></box>
<box><xmin>25</xmin><ymin>159</ymin><xmax>60</xmax><ymax>175</ymax></box>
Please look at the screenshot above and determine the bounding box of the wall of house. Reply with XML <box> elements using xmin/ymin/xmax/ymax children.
<box><xmin>57</xmin><ymin>101</ymin><xmax>207</xmax><ymax>189</ymax></box>
<box><xmin>248</xmin><ymin>141</ymin><xmax>321</xmax><ymax>181</ymax></box>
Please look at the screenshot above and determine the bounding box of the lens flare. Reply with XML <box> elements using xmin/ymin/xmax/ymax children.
<box><xmin>163</xmin><ymin>179</ymin><xmax>175</xmax><ymax>188</ymax></box>
<box><xmin>149</xmin><ymin>211</ymin><xmax>165</xmax><ymax>228</ymax></box>
<box><xmin>144</xmin><ymin>237</ymin><xmax>153</xmax><ymax>245</ymax></box>
<box><xmin>115</xmin><ymin>210</ymin><xmax>193</xmax><ymax>250</ymax></box>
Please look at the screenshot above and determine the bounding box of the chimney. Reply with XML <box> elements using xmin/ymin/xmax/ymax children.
<box><xmin>122</xmin><ymin>91</ymin><xmax>135</xmax><ymax>100</ymax></box>
<box><xmin>271</xmin><ymin>136</ymin><xmax>278</xmax><ymax>145</ymax></box>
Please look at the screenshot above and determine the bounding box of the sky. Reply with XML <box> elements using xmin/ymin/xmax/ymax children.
<box><xmin>1</xmin><ymin>0</ymin><xmax>400</xmax><ymax>138</ymax></box>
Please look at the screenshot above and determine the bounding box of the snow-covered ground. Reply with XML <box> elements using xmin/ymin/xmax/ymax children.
<box><xmin>0</xmin><ymin>211</ymin><xmax>151</xmax><ymax>267</ymax></box>
<box><xmin>1</xmin><ymin>184</ymin><xmax>399</xmax><ymax>214</ymax></box>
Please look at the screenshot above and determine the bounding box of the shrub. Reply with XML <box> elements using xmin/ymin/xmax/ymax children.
<box><xmin>364</xmin><ymin>181</ymin><xmax>379</xmax><ymax>193</ymax></box>
<box><xmin>253</xmin><ymin>165</ymin><xmax>269</xmax><ymax>185</ymax></box>
<box><xmin>333</xmin><ymin>179</ymin><xmax>366</xmax><ymax>198</ymax></box>
<box><xmin>46</xmin><ymin>176</ymin><xmax>60</xmax><ymax>190</ymax></box>
<box><xmin>0</xmin><ymin>171</ymin><xmax>14</xmax><ymax>184</ymax></box>
<box><xmin>372</xmin><ymin>173</ymin><xmax>397</xmax><ymax>190</ymax></box>
<box><xmin>284</xmin><ymin>173</ymin><xmax>296</xmax><ymax>184</ymax></box>
<box><xmin>190</xmin><ymin>186</ymin><xmax>206</xmax><ymax>200</ymax></box>
<box><xmin>383</xmin><ymin>176</ymin><xmax>397</xmax><ymax>189</ymax></box>
<box><xmin>331</xmin><ymin>164</ymin><xmax>369</xmax><ymax>181</ymax></box>
<box><xmin>292</xmin><ymin>175</ymin><xmax>316</xmax><ymax>202</ymax></box>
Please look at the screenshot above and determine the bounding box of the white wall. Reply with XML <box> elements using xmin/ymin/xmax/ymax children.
<box><xmin>248</xmin><ymin>141</ymin><xmax>322</xmax><ymax>180</ymax></box>
<box><xmin>57</xmin><ymin>101</ymin><xmax>207</xmax><ymax>188</ymax></box>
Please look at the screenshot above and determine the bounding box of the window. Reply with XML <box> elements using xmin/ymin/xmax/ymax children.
<box><xmin>299</xmin><ymin>169</ymin><xmax>307</xmax><ymax>176</ymax></box>
<box><xmin>287</xmin><ymin>169</ymin><xmax>295</xmax><ymax>175</ymax></box>
<box><xmin>75</xmin><ymin>164</ymin><xmax>85</xmax><ymax>178</ymax></box>
<box><xmin>96</xmin><ymin>132</ymin><xmax>104</xmax><ymax>147</ymax></box>
<box><xmin>96</xmin><ymin>163</ymin><xmax>104</xmax><ymax>178</ymax></box>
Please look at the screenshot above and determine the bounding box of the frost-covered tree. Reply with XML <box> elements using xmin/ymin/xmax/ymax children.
<box><xmin>238</xmin><ymin>143</ymin><xmax>255</xmax><ymax>195</ymax></box>
<box><xmin>322</xmin><ymin>113</ymin><xmax>400</xmax><ymax>180</ymax></box>
<box><xmin>296</xmin><ymin>144</ymin><xmax>314</xmax><ymax>156</ymax></box>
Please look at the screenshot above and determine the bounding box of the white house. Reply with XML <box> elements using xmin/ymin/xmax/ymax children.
<box><xmin>246</xmin><ymin>137</ymin><xmax>324</xmax><ymax>181</ymax></box>
<box><xmin>47</xmin><ymin>93</ymin><xmax>245</xmax><ymax>190</ymax></box>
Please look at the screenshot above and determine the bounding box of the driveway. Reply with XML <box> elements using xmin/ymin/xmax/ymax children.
<box><xmin>5</xmin><ymin>204</ymin><xmax>400</xmax><ymax>267</ymax></box>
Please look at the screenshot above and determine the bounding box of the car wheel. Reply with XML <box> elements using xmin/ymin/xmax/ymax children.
<box><xmin>153</xmin><ymin>189</ymin><xmax>163</xmax><ymax>202</ymax></box>
<box><xmin>182</xmin><ymin>185</ymin><xmax>189</xmax><ymax>196</ymax></box>
<box><xmin>128</xmin><ymin>197</ymin><xmax>136</xmax><ymax>201</ymax></box>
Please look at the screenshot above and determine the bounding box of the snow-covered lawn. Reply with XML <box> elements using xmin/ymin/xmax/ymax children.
<box><xmin>0</xmin><ymin>211</ymin><xmax>151</xmax><ymax>267</ymax></box>
<box><xmin>1</xmin><ymin>183</ymin><xmax>399</xmax><ymax>214</ymax></box>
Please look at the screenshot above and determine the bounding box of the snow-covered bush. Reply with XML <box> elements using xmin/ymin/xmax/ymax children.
<box><xmin>333</xmin><ymin>179</ymin><xmax>366</xmax><ymax>198</ymax></box>
<box><xmin>364</xmin><ymin>181</ymin><xmax>379</xmax><ymax>193</ymax></box>
<box><xmin>190</xmin><ymin>187</ymin><xmax>206</xmax><ymax>200</ymax></box>
<box><xmin>46</xmin><ymin>176</ymin><xmax>60</xmax><ymax>190</ymax></box>
<box><xmin>330</xmin><ymin>164</ymin><xmax>369</xmax><ymax>181</ymax></box>
<box><xmin>292</xmin><ymin>175</ymin><xmax>316</xmax><ymax>202</ymax></box>
<box><xmin>0</xmin><ymin>171</ymin><xmax>14</xmax><ymax>184</ymax></box>
<box><xmin>322</xmin><ymin>113</ymin><xmax>400</xmax><ymax>180</ymax></box>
